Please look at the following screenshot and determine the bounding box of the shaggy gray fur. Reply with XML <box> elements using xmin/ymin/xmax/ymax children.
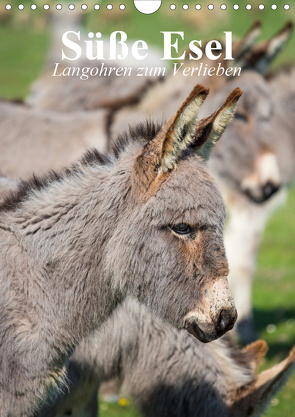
<box><xmin>108</xmin><ymin>50</ymin><xmax>291</xmax><ymax>343</ymax></box>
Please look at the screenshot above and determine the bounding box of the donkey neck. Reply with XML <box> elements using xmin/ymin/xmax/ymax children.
<box><xmin>1</xmin><ymin>159</ymin><xmax>132</xmax><ymax>341</ymax></box>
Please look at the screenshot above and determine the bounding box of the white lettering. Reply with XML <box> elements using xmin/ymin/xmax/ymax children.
<box><xmin>161</xmin><ymin>31</ymin><xmax>186</xmax><ymax>60</ymax></box>
<box><xmin>62</xmin><ymin>31</ymin><xmax>82</xmax><ymax>61</ymax></box>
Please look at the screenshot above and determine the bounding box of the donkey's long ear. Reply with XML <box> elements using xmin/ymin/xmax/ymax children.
<box><xmin>191</xmin><ymin>87</ymin><xmax>242</xmax><ymax>161</ymax></box>
<box><xmin>230</xmin><ymin>345</ymin><xmax>295</xmax><ymax>417</ymax></box>
<box><xmin>133</xmin><ymin>84</ymin><xmax>209</xmax><ymax>193</ymax></box>
<box><xmin>160</xmin><ymin>84</ymin><xmax>209</xmax><ymax>172</ymax></box>
<box><xmin>233</xmin><ymin>20</ymin><xmax>262</xmax><ymax>68</ymax></box>
<box><xmin>246</xmin><ymin>22</ymin><xmax>293</xmax><ymax>74</ymax></box>
<box><xmin>243</xmin><ymin>339</ymin><xmax>268</xmax><ymax>374</ymax></box>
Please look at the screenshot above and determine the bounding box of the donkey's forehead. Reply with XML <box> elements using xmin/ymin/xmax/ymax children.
<box><xmin>232</xmin><ymin>73</ymin><xmax>273</xmax><ymax>116</ymax></box>
<box><xmin>239</xmin><ymin>88</ymin><xmax>272</xmax><ymax>119</ymax></box>
<box><xmin>148</xmin><ymin>155</ymin><xmax>226</xmax><ymax>227</ymax></box>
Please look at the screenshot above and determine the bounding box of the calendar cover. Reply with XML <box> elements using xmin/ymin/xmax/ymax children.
<box><xmin>0</xmin><ymin>1</ymin><xmax>295</xmax><ymax>416</ymax></box>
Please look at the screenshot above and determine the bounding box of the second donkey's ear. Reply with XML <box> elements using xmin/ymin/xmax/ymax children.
<box><xmin>191</xmin><ymin>87</ymin><xmax>242</xmax><ymax>161</ymax></box>
<box><xmin>233</xmin><ymin>20</ymin><xmax>262</xmax><ymax>68</ymax></box>
<box><xmin>243</xmin><ymin>339</ymin><xmax>268</xmax><ymax>374</ymax></box>
<box><xmin>246</xmin><ymin>22</ymin><xmax>293</xmax><ymax>74</ymax></box>
<box><xmin>230</xmin><ymin>345</ymin><xmax>295</xmax><ymax>417</ymax></box>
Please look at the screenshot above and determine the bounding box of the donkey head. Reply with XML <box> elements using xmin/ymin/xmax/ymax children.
<box><xmin>201</xmin><ymin>22</ymin><xmax>293</xmax><ymax>205</ymax></box>
<box><xmin>106</xmin><ymin>85</ymin><xmax>241</xmax><ymax>342</ymax></box>
<box><xmin>201</xmin><ymin>70</ymin><xmax>282</xmax><ymax>204</ymax></box>
<box><xmin>241</xmin><ymin>21</ymin><xmax>293</xmax><ymax>75</ymax></box>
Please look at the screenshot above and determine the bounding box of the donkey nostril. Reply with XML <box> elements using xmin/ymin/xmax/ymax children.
<box><xmin>217</xmin><ymin>310</ymin><xmax>227</xmax><ymax>331</ymax></box>
<box><xmin>219</xmin><ymin>316</ymin><xmax>227</xmax><ymax>330</ymax></box>
<box><xmin>216</xmin><ymin>309</ymin><xmax>237</xmax><ymax>333</ymax></box>
<box><xmin>262</xmin><ymin>181</ymin><xmax>280</xmax><ymax>200</ymax></box>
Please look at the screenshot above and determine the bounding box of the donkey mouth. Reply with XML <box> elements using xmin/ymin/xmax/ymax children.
<box><xmin>184</xmin><ymin>318</ymin><xmax>211</xmax><ymax>343</ymax></box>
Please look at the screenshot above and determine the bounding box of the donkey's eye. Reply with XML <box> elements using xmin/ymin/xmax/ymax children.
<box><xmin>171</xmin><ymin>223</ymin><xmax>193</xmax><ymax>235</ymax></box>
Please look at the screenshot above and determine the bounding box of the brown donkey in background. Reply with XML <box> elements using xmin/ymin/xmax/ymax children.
<box><xmin>0</xmin><ymin>85</ymin><xmax>240</xmax><ymax>416</ymax></box>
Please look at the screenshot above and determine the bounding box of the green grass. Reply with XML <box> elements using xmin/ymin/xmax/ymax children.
<box><xmin>251</xmin><ymin>188</ymin><xmax>295</xmax><ymax>417</ymax></box>
<box><xmin>99</xmin><ymin>400</ymin><xmax>140</xmax><ymax>417</ymax></box>
<box><xmin>0</xmin><ymin>25</ymin><xmax>49</xmax><ymax>98</ymax></box>
<box><xmin>0</xmin><ymin>2</ymin><xmax>295</xmax><ymax>416</ymax></box>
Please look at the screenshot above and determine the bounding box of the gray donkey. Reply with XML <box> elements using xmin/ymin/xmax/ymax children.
<box><xmin>0</xmin><ymin>85</ymin><xmax>240</xmax><ymax>416</ymax></box>
<box><xmin>8</xmin><ymin>23</ymin><xmax>293</xmax><ymax>346</ymax></box>
<box><xmin>36</xmin><ymin>299</ymin><xmax>295</xmax><ymax>417</ymax></box>
<box><xmin>17</xmin><ymin>23</ymin><xmax>295</xmax><ymax>346</ymax></box>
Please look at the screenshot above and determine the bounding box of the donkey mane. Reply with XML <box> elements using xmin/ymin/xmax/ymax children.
<box><xmin>0</xmin><ymin>151</ymin><xmax>111</xmax><ymax>212</ymax></box>
<box><xmin>111</xmin><ymin>120</ymin><xmax>162</xmax><ymax>158</ymax></box>
<box><xmin>0</xmin><ymin>121</ymin><xmax>162</xmax><ymax>212</ymax></box>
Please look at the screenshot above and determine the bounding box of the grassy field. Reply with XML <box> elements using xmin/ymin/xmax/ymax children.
<box><xmin>0</xmin><ymin>1</ymin><xmax>295</xmax><ymax>416</ymax></box>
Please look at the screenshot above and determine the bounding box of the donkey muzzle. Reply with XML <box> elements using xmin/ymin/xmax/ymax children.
<box><xmin>241</xmin><ymin>151</ymin><xmax>282</xmax><ymax>204</ymax></box>
<box><xmin>184</xmin><ymin>306</ymin><xmax>237</xmax><ymax>343</ymax></box>
<box><xmin>244</xmin><ymin>181</ymin><xmax>280</xmax><ymax>203</ymax></box>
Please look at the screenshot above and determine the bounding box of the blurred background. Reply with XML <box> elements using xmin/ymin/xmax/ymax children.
<box><xmin>0</xmin><ymin>1</ymin><xmax>295</xmax><ymax>416</ymax></box>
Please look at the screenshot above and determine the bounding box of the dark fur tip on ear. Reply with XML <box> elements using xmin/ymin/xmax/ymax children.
<box><xmin>172</xmin><ymin>83</ymin><xmax>210</xmax><ymax>129</ymax></box>
<box><xmin>242</xmin><ymin>20</ymin><xmax>261</xmax><ymax>36</ymax></box>
<box><xmin>243</xmin><ymin>21</ymin><xmax>293</xmax><ymax>74</ymax></box>
<box><xmin>279</xmin><ymin>21</ymin><xmax>293</xmax><ymax>34</ymax></box>
<box><xmin>252</xmin><ymin>20</ymin><xmax>262</xmax><ymax>29</ymax></box>
<box><xmin>233</xmin><ymin>21</ymin><xmax>262</xmax><ymax>64</ymax></box>
<box><xmin>186</xmin><ymin>84</ymin><xmax>210</xmax><ymax>104</ymax></box>
<box><xmin>214</xmin><ymin>86</ymin><xmax>243</xmax><ymax>118</ymax></box>
<box><xmin>224</xmin><ymin>87</ymin><xmax>243</xmax><ymax>106</ymax></box>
